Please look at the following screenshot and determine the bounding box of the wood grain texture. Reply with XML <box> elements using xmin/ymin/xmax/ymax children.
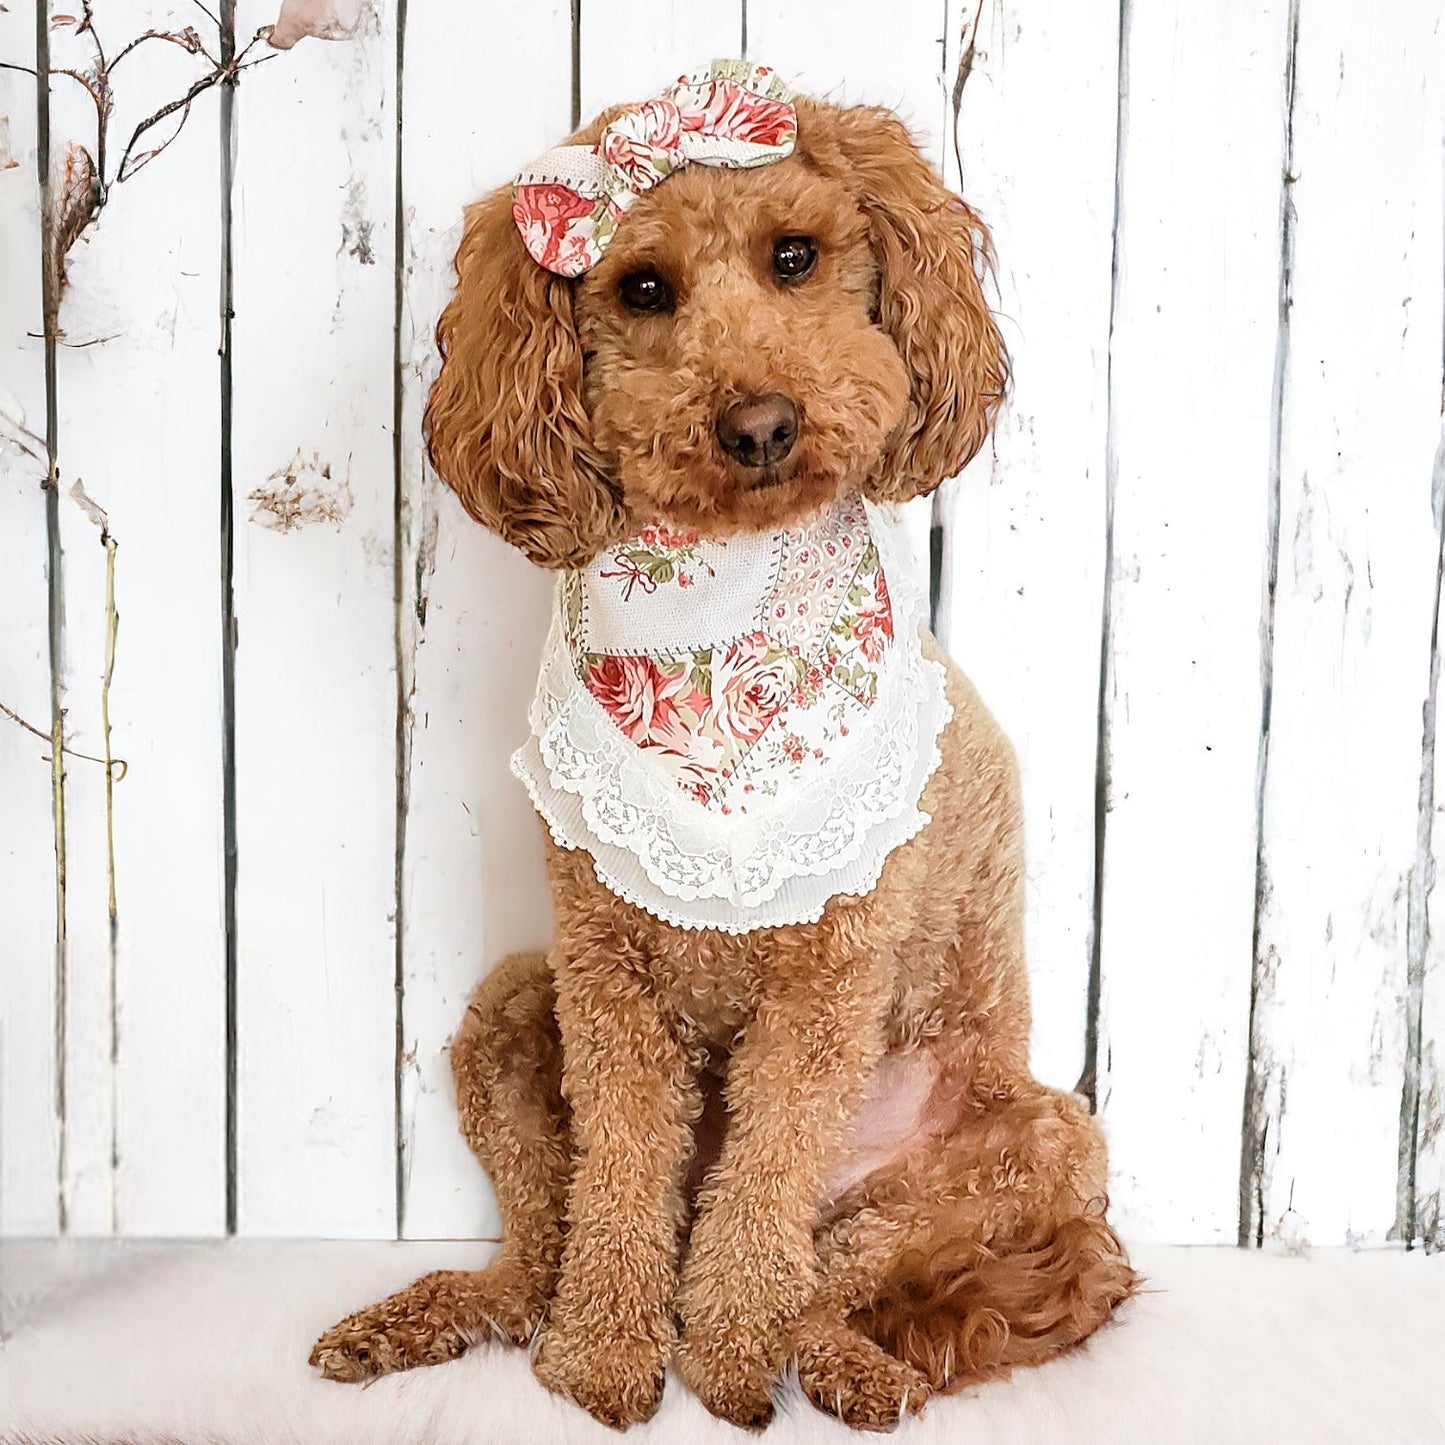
<box><xmin>44</xmin><ymin>0</ymin><xmax>228</xmax><ymax>1235</ymax></box>
<box><xmin>394</xmin><ymin>0</ymin><xmax>571</xmax><ymax>1241</ymax></box>
<box><xmin>1095</xmin><ymin>0</ymin><xmax>1290</xmax><ymax>1243</ymax></box>
<box><xmin>579</xmin><ymin>0</ymin><xmax>742</xmax><ymax>119</ymax></box>
<box><xmin>228</xmin><ymin>0</ymin><xmax>400</xmax><ymax>1236</ymax></box>
<box><xmin>1414</xmin><ymin>443</ymin><xmax>1445</xmax><ymax>1249</ymax></box>
<box><xmin>0</xmin><ymin>3</ymin><xmax>61</xmax><ymax>1238</ymax></box>
<box><xmin>936</xmin><ymin>0</ymin><xmax>1117</xmax><ymax>1097</ymax></box>
<box><xmin>1247</xmin><ymin>0</ymin><xmax>1445</xmax><ymax>1248</ymax></box>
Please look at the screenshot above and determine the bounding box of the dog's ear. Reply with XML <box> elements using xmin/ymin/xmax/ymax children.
<box><xmin>424</xmin><ymin>184</ymin><xmax>626</xmax><ymax>569</ymax></box>
<box><xmin>798</xmin><ymin>100</ymin><xmax>1008</xmax><ymax>503</ymax></box>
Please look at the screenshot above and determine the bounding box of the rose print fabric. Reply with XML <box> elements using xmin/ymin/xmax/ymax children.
<box><xmin>569</xmin><ymin>502</ymin><xmax>894</xmax><ymax>810</ymax></box>
<box><xmin>512</xmin><ymin>61</ymin><xmax>797</xmax><ymax>277</ymax></box>
<box><xmin>513</xmin><ymin>496</ymin><xmax>953</xmax><ymax>933</ymax></box>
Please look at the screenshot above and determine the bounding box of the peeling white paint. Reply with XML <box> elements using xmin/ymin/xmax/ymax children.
<box><xmin>247</xmin><ymin>449</ymin><xmax>353</xmax><ymax>533</ymax></box>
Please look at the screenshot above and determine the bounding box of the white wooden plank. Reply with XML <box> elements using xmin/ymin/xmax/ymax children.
<box><xmin>229</xmin><ymin>0</ymin><xmax>399</xmax><ymax>1236</ymax></box>
<box><xmin>1251</xmin><ymin>0</ymin><xmax>1445</xmax><ymax>1248</ymax></box>
<box><xmin>396</xmin><ymin>0</ymin><xmax>570</xmax><ymax>1240</ymax></box>
<box><xmin>44</xmin><ymin>0</ymin><xmax>228</xmax><ymax>1234</ymax></box>
<box><xmin>43</xmin><ymin>13</ymin><xmax>116</xmax><ymax>1237</ymax></box>
<box><xmin>745</xmin><ymin>0</ymin><xmax>948</xmax><ymax>599</ymax></box>
<box><xmin>1417</xmin><ymin>493</ymin><xmax>1445</xmax><ymax>1250</ymax></box>
<box><xmin>579</xmin><ymin>0</ymin><xmax>742</xmax><ymax>119</ymax></box>
<box><xmin>1421</xmin><ymin>600</ymin><xmax>1445</xmax><ymax>1250</ymax></box>
<box><xmin>936</xmin><ymin>0</ymin><xmax>1117</xmax><ymax>1095</ymax></box>
<box><xmin>746</xmin><ymin>0</ymin><xmax>946</xmax><ymax>144</ymax></box>
<box><xmin>0</xmin><ymin>9</ymin><xmax>61</xmax><ymax>1238</ymax></box>
<box><xmin>1095</xmin><ymin>0</ymin><xmax>1290</xmax><ymax>1243</ymax></box>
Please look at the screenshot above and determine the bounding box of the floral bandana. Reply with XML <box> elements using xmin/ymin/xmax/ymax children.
<box><xmin>512</xmin><ymin>497</ymin><xmax>953</xmax><ymax>933</ymax></box>
<box><xmin>511</xmin><ymin>60</ymin><xmax>798</xmax><ymax>277</ymax></box>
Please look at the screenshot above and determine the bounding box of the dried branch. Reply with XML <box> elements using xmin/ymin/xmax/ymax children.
<box><xmin>110</xmin><ymin>27</ymin><xmax>212</xmax><ymax>73</ymax></box>
<box><xmin>100</xmin><ymin>531</ymin><xmax>120</xmax><ymax>920</ymax></box>
<box><xmin>10</xmin><ymin>1</ymin><xmax>347</xmax><ymax>322</ymax></box>
<box><xmin>0</xmin><ymin>700</ymin><xmax>128</xmax><ymax>781</ymax></box>
<box><xmin>951</xmin><ymin>0</ymin><xmax>989</xmax><ymax>186</ymax></box>
<box><xmin>116</xmin><ymin>32</ymin><xmax>271</xmax><ymax>184</ymax></box>
<box><xmin>14</xmin><ymin>6</ymin><xmax>285</xmax><ymax>316</ymax></box>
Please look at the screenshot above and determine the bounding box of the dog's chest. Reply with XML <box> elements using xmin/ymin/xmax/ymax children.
<box><xmin>514</xmin><ymin>495</ymin><xmax>952</xmax><ymax>936</ymax></box>
<box><xmin>649</xmin><ymin>931</ymin><xmax>770</xmax><ymax>1043</ymax></box>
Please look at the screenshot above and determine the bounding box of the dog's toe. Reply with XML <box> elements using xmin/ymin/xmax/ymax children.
<box><xmin>795</xmin><ymin>1316</ymin><xmax>933</xmax><ymax>1432</ymax></box>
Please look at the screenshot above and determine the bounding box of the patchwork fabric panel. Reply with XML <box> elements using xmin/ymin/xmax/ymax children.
<box><xmin>574</xmin><ymin>498</ymin><xmax>894</xmax><ymax>812</ymax></box>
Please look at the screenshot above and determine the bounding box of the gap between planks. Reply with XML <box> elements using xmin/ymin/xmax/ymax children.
<box><xmin>391</xmin><ymin>0</ymin><xmax>410</xmax><ymax>1242</ymax></box>
<box><xmin>219</xmin><ymin>0</ymin><xmax>240</xmax><ymax>1238</ymax></box>
<box><xmin>1081</xmin><ymin>0</ymin><xmax>1133</xmax><ymax>1114</ymax></box>
<box><xmin>1237</xmin><ymin>0</ymin><xmax>1298</xmax><ymax>1251</ymax></box>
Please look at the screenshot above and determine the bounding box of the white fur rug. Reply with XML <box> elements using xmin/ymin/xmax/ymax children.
<box><xmin>2</xmin><ymin>1239</ymin><xmax>1443</xmax><ymax>1444</ymax></box>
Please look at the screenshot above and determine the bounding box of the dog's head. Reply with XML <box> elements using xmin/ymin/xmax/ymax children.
<box><xmin>425</xmin><ymin>86</ymin><xmax>1007</xmax><ymax>569</ymax></box>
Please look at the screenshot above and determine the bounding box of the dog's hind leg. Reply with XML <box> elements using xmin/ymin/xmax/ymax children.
<box><xmin>310</xmin><ymin>951</ymin><xmax>571</xmax><ymax>1382</ymax></box>
<box><xmin>801</xmin><ymin>1082</ymin><xmax>1135</xmax><ymax>1412</ymax></box>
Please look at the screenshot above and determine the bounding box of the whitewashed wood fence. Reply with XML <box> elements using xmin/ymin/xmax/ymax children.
<box><xmin>2</xmin><ymin>0</ymin><xmax>1442</xmax><ymax>1250</ymax></box>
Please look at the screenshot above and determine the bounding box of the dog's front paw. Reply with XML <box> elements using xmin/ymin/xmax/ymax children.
<box><xmin>532</xmin><ymin>1325</ymin><xmax>667</xmax><ymax>1430</ymax></box>
<box><xmin>675</xmin><ymin>1217</ymin><xmax>812</xmax><ymax>1429</ymax></box>
<box><xmin>674</xmin><ymin>1330</ymin><xmax>778</xmax><ymax>1431</ymax></box>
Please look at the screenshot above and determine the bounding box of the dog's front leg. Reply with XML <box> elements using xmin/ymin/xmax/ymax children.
<box><xmin>531</xmin><ymin>941</ymin><xmax>698</xmax><ymax>1430</ymax></box>
<box><xmin>675</xmin><ymin>920</ymin><xmax>893</xmax><ymax>1429</ymax></box>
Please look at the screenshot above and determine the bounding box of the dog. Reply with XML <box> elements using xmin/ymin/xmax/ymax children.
<box><xmin>310</xmin><ymin>62</ymin><xmax>1134</xmax><ymax>1432</ymax></box>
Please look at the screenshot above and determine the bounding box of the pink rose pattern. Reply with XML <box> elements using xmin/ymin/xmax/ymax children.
<box><xmin>598</xmin><ymin>99</ymin><xmax>683</xmax><ymax>192</ymax></box>
<box><xmin>676</xmin><ymin>77</ymin><xmax>797</xmax><ymax>149</ymax></box>
<box><xmin>512</xmin><ymin>184</ymin><xmax>620</xmax><ymax>278</ymax></box>
<box><xmin>512</xmin><ymin>62</ymin><xmax>797</xmax><ymax>276</ymax></box>
<box><xmin>580</xmin><ymin>501</ymin><xmax>894</xmax><ymax>812</ymax></box>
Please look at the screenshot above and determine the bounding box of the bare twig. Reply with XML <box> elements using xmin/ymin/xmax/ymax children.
<box><xmin>13</xmin><ymin>2</ymin><xmax>280</xmax><ymax>309</ymax></box>
<box><xmin>0</xmin><ymin>700</ymin><xmax>128</xmax><ymax>780</ymax></box>
<box><xmin>117</xmin><ymin>30</ymin><xmax>271</xmax><ymax>183</ymax></box>
<box><xmin>951</xmin><ymin>0</ymin><xmax>989</xmax><ymax>185</ymax></box>
<box><xmin>110</xmin><ymin>27</ymin><xmax>209</xmax><ymax>73</ymax></box>
<box><xmin>100</xmin><ymin>531</ymin><xmax>119</xmax><ymax>920</ymax></box>
<box><xmin>76</xmin><ymin>0</ymin><xmax>105</xmax><ymax>73</ymax></box>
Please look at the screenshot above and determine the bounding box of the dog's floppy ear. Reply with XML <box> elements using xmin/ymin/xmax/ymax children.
<box><xmin>798</xmin><ymin>100</ymin><xmax>1008</xmax><ymax>502</ymax></box>
<box><xmin>424</xmin><ymin>184</ymin><xmax>626</xmax><ymax>569</ymax></box>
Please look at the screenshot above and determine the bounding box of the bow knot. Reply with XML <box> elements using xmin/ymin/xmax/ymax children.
<box><xmin>512</xmin><ymin>61</ymin><xmax>798</xmax><ymax>277</ymax></box>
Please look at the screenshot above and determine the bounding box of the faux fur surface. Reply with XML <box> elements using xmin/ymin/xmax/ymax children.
<box><xmin>2</xmin><ymin>1239</ymin><xmax>1442</xmax><ymax>1444</ymax></box>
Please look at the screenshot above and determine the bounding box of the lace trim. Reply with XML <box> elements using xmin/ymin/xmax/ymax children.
<box><xmin>511</xmin><ymin>504</ymin><xmax>953</xmax><ymax>931</ymax></box>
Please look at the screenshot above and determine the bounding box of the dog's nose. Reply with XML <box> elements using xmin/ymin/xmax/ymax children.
<box><xmin>715</xmin><ymin>393</ymin><xmax>799</xmax><ymax>468</ymax></box>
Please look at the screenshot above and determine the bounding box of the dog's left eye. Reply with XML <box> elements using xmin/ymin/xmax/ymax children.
<box><xmin>618</xmin><ymin>270</ymin><xmax>673</xmax><ymax>313</ymax></box>
<box><xmin>772</xmin><ymin>236</ymin><xmax>817</xmax><ymax>281</ymax></box>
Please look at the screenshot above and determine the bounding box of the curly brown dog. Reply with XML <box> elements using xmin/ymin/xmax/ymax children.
<box><xmin>310</xmin><ymin>76</ymin><xmax>1135</xmax><ymax>1433</ymax></box>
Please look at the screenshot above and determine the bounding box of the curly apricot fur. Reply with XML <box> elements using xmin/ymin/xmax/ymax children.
<box><xmin>315</xmin><ymin>90</ymin><xmax>1131</xmax><ymax>1433</ymax></box>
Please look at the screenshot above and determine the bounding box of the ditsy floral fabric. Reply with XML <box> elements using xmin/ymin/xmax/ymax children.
<box><xmin>512</xmin><ymin>60</ymin><xmax>797</xmax><ymax>277</ymax></box>
<box><xmin>567</xmin><ymin>498</ymin><xmax>894</xmax><ymax>812</ymax></box>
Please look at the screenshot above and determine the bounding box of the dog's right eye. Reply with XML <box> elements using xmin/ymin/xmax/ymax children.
<box><xmin>618</xmin><ymin>270</ymin><xmax>673</xmax><ymax>313</ymax></box>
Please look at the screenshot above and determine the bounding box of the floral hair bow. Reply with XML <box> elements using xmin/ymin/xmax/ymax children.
<box><xmin>512</xmin><ymin>60</ymin><xmax>797</xmax><ymax>278</ymax></box>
